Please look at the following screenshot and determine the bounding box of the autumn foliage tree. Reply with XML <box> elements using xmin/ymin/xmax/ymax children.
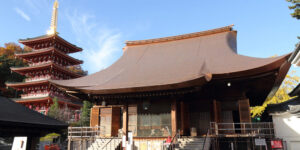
<box><xmin>0</xmin><ymin>43</ymin><xmax>30</xmax><ymax>97</ymax></box>
<box><xmin>251</xmin><ymin>71</ymin><xmax>299</xmax><ymax>117</ymax></box>
<box><xmin>67</xmin><ymin>65</ymin><xmax>88</xmax><ymax>76</ymax></box>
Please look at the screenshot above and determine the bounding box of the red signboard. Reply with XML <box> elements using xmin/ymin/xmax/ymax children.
<box><xmin>271</xmin><ymin>140</ymin><xmax>283</xmax><ymax>149</ymax></box>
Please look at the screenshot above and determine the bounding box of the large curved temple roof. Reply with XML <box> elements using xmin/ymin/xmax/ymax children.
<box><xmin>50</xmin><ymin>26</ymin><xmax>291</xmax><ymax>95</ymax></box>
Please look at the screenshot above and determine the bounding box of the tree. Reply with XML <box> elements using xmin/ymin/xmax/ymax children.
<box><xmin>0</xmin><ymin>43</ymin><xmax>29</xmax><ymax>97</ymax></box>
<box><xmin>48</xmin><ymin>97</ymin><xmax>61</xmax><ymax>120</ymax></box>
<box><xmin>287</xmin><ymin>0</ymin><xmax>300</xmax><ymax>19</ymax></box>
<box><xmin>67</xmin><ymin>65</ymin><xmax>88</xmax><ymax>76</ymax></box>
<box><xmin>79</xmin><ymin>101</ymin><xmax>92</xmax><ymax>126</ymax></box>
<box><xmin>60</xmin><ymin>103</ymin><xmax>72</xmax><ymax>122</ymax></box>
<box><xmin>251</xmin><ymin>71</ymin><xmax>299</xmax><ymax>117</ymax></box>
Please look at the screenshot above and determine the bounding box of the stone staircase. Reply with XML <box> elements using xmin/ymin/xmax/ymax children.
<box><xmin>177</xmin><ymin>137</ymin><xmax>211</xmax><ymax>150</ymax></box>
<box><xmin>87</xmin><ymin>138</ymin><xmax>121</xmax><ymax>150</ymax></box>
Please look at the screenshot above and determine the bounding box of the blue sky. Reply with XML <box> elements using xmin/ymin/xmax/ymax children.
<box><xmin>0</xmin><ymin>0</ymin><xmax>299</xmax><ymax>74</ymax></box>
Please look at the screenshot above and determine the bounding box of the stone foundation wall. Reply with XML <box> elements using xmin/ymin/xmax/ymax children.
<box><xmin>133</xmin><ymin>139</ymin><xmax>165</xmax><ymax>150</ymax></box>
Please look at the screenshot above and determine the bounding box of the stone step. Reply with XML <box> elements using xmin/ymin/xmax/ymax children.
<box><xmin>177</xmin><ymin>138</ymin><xmax>210</xmax><ymax>150</ymax></box>
<box><xmin>179</xmin><ymin>142</ymin><xmax>204</xmax><ymax>144</ymax></box>
<box><xmin>179</xmin><ymin>138</ymin><xmax>205</xmax><ymax>140</ymax></box>
<box><xmin>179</xmin><ymin>143</ymin><xmax>203</xmax><ymax>146</ymax></box>
<box><xmin>178</xmin><ymin>139</ymin><xmax>205</xmax><ymax>142</ymax></box>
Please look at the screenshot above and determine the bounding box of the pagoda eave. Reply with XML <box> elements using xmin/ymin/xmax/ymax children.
<box><xmin>6</xmin><ymin>80</ymin><xmax>49</xmax><ymax>89</ymax></box>
<box><xmin>15</xmin><ymin>47</ymin><xmax>83</xmax><ymax>65</ymax></box>
<box><xmin>19</xmin><ymin>34</ymin><xmax>82</xmax><ymax>53</ymax></box>
<box><xmin>10</xmin><ymin>63</ymin><xmax>83</xmax><ymax>78</ymax></box>
<box><xmin>14</xmin><ymin>96</ymin><xmax>82</xmax><ymax>107</ymax></box>
<box><xmin>13</xmin><ymin>96</ymin><xmax>50</xmax><ymax>103</ymax></box>
<box><xmin>14</xmin><ymin>96</ymin><xmax>82</xmax><ymax>108</ymax></box>
<box><xmin>11</xmin><ymin>62</ymin><xmax>52</xmax><ymax>73</ymax></box>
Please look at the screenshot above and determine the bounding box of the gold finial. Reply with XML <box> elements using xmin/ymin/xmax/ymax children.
<box><xmin>47</xmin><ymin>0</ymin><xmax>59</xmax><ymax>35</ymax></box>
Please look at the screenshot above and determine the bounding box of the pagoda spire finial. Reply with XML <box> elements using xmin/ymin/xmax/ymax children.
<box><xmin>47</xmin><ymin>0</ymin><xmax>59</xmax><ymax>35</ymax></box>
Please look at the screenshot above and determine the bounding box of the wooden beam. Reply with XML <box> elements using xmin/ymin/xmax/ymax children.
<box><xmin>171</xmin><ymin>100</ymin><xmax>177</xmax><ymax>137</ymax></box>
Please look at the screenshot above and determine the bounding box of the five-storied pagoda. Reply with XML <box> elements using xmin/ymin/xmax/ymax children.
<box><xmin>6</xmin><ymin>0</ymin><xmax>83</xmax><ymax>115</ymax></box>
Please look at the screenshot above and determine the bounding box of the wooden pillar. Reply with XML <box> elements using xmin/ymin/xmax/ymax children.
<box><xmin>171</xmin><ymin>100</ymin><xmax>178</xmax><ymax>137</ymax></box>
<box><xmin>238</xmin><ymin>98</ymin><xmax>251</xmax><ymax>123</ymax></box>
<box><xmin>67</xmin><ymin>138</ymin><xmax>71</xmax><ymax>150</ymax></box>
<box><xmin>122</xmin><ymin>104</ymin><xmax>128</xmax><ymax>139</ymax></box>
<box><xmin>211</xmin><ymin>99</ymin><xmax>221</xmax><ymax>123</ymax></box>
<box><xmin>180</xmin><ymin>101</ymin><xmax>190</xmax><ymax>135</ymax></box>
<box><xmin>211</xmin><ymin>99</ymin><xmax>221</xmax><ymax>136</ymax></box>
<box><xmin>239</xmin><ymin>98</ymin><xmax>251</xmax><ymax>135</ymax></box>
<box><xmin>90</xmin><ymin>106</ymin><xmax>100</xmax><ymax>127</ymax></box>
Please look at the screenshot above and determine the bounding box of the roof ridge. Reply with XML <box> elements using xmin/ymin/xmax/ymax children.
<box><xmin>126</xmin><ymin>25</ymin><xmax>234</xmax><ymax>46</ymax></box>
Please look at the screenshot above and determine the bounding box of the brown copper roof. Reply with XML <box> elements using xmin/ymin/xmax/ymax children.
<box><xmin>126</xmin><ymin>25</ymin><xmax>234</xmax><ymax>46</ymax></box>
<box><xmin>50</xmin><ymin>26</ymin><xmax>291</xmax><ymax>94</ymax></box>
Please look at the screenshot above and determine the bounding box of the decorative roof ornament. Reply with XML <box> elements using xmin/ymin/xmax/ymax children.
<box><xmin>47</xmin><ymin>0</ymin><xmax>59</xmax><ymax>35</ymax></box>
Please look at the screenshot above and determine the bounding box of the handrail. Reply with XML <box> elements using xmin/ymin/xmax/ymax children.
<box><xmin>170</xmin><ymin>130</ymin><xmax>180</xmax><ymax>150</ymax></box>
<box><xmin>100</xmin><ymin>130</ymin><xmax>123</xmax><ymax>150</ymax></box>
<box><xmin>101</xmin><ymin>138</ymin><xmax>114</xmax><ymax>150</ymax></box>
<box><xmin>100</xmin><ymin>137</ymin><xmax>121</xmax><ymax>150</ymax></box>
<box><xmin>202</xmin><ymin>128</ymin><xmax>210</xmax><ymax>150</ymax></box>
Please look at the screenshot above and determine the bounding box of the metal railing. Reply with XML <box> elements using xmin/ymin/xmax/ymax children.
<box><xmin>202</xmin><ymin>128</ymin><xmax>210</xmax><ymax>150</ymax></box>
<box><xmin>210</xmin><ymin>122</ymin><xmax>274</xmax><ymax>137</ymax></box>
<box><xmin>169</xmin><ymin>130</ymin><xmax>180</xmax><ymax>150</ymax></box>
<box><xmin>68</xmin><ymin>126</ymin><xmax>122</xmax><ymax>150</ymax></box>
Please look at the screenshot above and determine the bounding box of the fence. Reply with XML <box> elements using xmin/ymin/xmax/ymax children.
<box><xmin>68</xmin><ymin>126</ymin><xmax>101</xmax><ymax>138</ymax></box>
<box><xmin>210</xmin><ymin>122</ymin><xmax>275</xmax><ymax>138</ymax></box>
<box><xmin>68</xmin><ymin>126</ymin><xmax>122</xmax><ymax>150</ymax></box>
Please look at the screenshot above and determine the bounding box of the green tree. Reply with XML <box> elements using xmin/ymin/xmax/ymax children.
<box><xmin>287</xmin><ymin>0</ymin><xmax>300</xmax><ymax>19</ymax></box>
<box><xmin>251</xmin><ymin>71</ymin><xmax>299</xmax><ymax>117</ymax></box>
<box><xmin>48</xmin><ymin>97</ymin><xmax>60</xmax><ymax>120</ymax></box>
<box><xmin>79</xmin><ymin>101</ymin><xmax>92</xmax><ymax>126</ymax></box>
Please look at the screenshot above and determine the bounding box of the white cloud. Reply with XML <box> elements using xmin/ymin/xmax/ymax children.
<box><xmin>23</xmin><ymin>0</ymin><xmax>50</xmax><ymax>15</ymax></box>
<box><xmin>66</xmin><ymin>11</ymin><xmax>123</xmax><ymax>74</ymax></box>
<box><xmin>14</xmin><ymin>7</ymin><xmax>31</xmax><ymax>21</ymax></box>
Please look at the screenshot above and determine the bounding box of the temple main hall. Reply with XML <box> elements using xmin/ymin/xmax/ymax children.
<box><xmin>53</xmin><ymin>25</ymin><xmax>291</xmax><ymax>149</ymax></box>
